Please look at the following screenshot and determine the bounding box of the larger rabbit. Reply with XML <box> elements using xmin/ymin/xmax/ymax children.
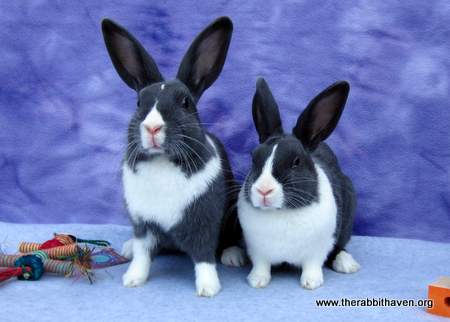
<box><xmin>238</xmin><ymin>78</ymin><xmax>360</xmax><ymax>290</ymax></box>
<box><xmin>101</xmin><ymin>17</ymin><xmax>240</xmax><ymax>297</ymax></box>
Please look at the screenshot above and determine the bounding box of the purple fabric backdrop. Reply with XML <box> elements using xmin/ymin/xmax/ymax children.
<box><xmin>0</xmin><ymin>1</ymin><xmax>449</xmax><ymax>242</ymax></box>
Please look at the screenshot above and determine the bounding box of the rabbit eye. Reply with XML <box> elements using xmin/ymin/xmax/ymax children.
<box><xmin>292</xmin><ymin>156</ymin><xmax>301</xmax><ymax>168</ymax></box>
<box><xmin>181</xmin><ymin>96</ymin><xmax>190</xmax><ymax>109</ymax></box>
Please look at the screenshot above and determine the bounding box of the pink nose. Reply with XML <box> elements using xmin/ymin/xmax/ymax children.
<box><xmin>145</xmin><ymin>125</ymin><xmax>162</xmax><ymax>135</ymax></box>
<box><xmin>257</xmin><ymin>188</ymin><xmax>274</xmax><ymax>197</ymax></box>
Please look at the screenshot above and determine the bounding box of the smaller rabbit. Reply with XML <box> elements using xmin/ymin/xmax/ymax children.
<box><xmin>238</xmin><ymin>78</ymin><xmax>360</xmax><ymax>290</ymax></box>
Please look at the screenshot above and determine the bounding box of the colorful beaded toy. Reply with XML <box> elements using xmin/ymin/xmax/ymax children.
<box><xmin>0</xmin><ymin>233</ymin><xmax>128</xmax><ymax>284</ymax></box>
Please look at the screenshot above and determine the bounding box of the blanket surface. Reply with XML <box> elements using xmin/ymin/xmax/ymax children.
<box><xmin>1</xmin><ymin>223</ymin><xmax>449</xmax><ymax>322</ymax></box>
<box><xmin>0</xmin><ymin>1</ymin><xmax>449</xmax><ymax>242</ymax></box>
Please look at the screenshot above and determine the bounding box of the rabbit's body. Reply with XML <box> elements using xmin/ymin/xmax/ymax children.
<box><xmin>102</xmin><ymin>17</ymin><xmax>240</xmax><ymax>297</ymax></box>
<box><xmin>235</xmin><ymin>78</ymin><xmax>360</xmax><ymax>290</ymax></box>
<box><xmin>239</xmin><ymin>154</ymin><xmax>337</xmax><ymax>267</ymax></box>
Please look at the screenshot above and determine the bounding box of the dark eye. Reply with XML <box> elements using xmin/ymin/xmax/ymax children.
<box><xmin>181</xmin><ymin>96</ymin><xmax>190</xmax><ymax>109</ymax></box>
<box><xmin>292</xmin><ymin>156</ymin><xmax>301</xmax><ymax>168</ymax></box>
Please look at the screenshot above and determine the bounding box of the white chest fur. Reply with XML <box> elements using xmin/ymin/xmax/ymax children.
<box><xmin>238</xmin><ymin>164</ymin><xmax>337</xmax><ymax>265</ymax></box>
<box><xmin>122</xmin><ymin>138</ymin><xmax>221</xmax><ymax>231</ymax></box>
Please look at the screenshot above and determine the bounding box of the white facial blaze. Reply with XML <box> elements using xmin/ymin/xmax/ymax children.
<box><xmin>251</xmin><ymin>144</ymin><xmax>284</xmax><ymax>209</ymax></box>
<box><xmin>140</xmin><ymin>100</ymin><xmax>166</xmax><ymax>150</ymax></box>
<box><xmin>143</xmin><ymin>100</ymin><xmax>164</xmax><ymax>129</ymax></box>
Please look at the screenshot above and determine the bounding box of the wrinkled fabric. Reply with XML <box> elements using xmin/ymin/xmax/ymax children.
<box><xmin>0</xmin><ymin>1</ymin><xmax>449</xmax><ymax>242</ymax></box>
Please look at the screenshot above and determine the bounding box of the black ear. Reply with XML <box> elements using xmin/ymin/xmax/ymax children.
<box><xmin>252</xmin><ymin>78</ymin><xmax>283</xmax><ymax>143</ymax></box>
<box><xmin>102</xmin><ymin>19</ymin><xmax>163</xmax><ymax>91</ymax></box>
<box><xmin>293</xmin><ymin>81</ymin><xmax>350</xmax><ymax>151</ymax></box>
<box><xmin>176</xmin><ymin>17</ymin><xmax>233</xmax><ymax>101</ymax></box>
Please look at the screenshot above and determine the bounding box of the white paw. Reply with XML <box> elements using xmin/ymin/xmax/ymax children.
<box><xmin>196</xmin><ymin>278</ymin><xmax>221</xmax><ymax>297</ymax></box>
<box><xmin>300</xmin><ymin>269</ymin><xmax>324</xmax><ymax>290</ymax></box>
<box><xmin>195</xmin><ymin>263</ymin><xmax>221</xmax><ymax>297</ymax></box>
<box><xmin>121</xmin><ymin>239</ymin><xmax>134</xmax><ymax>259</ymax></box>
<box><xmin>247</xmin><ymin>271</ymin><xmax>271</xmax><ymax>288</ymax></box>
<box><xmin>122</xmin><ymin>270</ymin><xmax>148</xmax><ymax>288</ymax></box>
<box><xmin>332</xmin><ymin>251</ymin><xmax>360</xmax><ymax>274</ymax></box>
<box><xmin>221</xmin><ymin>246</ymin><xmax>246</xmax><ymax>267</ymax></box>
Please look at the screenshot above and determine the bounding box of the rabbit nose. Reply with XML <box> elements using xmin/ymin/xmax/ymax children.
<box><xmin>257</xmin><ymin>188</ymin><xmax>274</xmax><ymax>197</ymax></box>
<box><xmin>145</xmin><ymin>125</ymin><xmax>162</xmax><ymax>135</ymax></box>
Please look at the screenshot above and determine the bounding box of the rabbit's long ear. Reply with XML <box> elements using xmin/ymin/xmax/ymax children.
<box><xmin>293</xmin><ymin>81</ymin><xmax>349</xmax><ymax>151</ymax></box>
<box><xmin>177</xmin><ymin>17</ymin><xmax>233</xmax><ymax>101</ymax></box>
<box><xmin>102</xmin><ymin>19</ymin><xmax>163</xmax><ymax>91</ymax></box>
<box><xmin>252</xmin><ymin>78</ymin><xmax>283</xmax><ymax>143</ymax></box>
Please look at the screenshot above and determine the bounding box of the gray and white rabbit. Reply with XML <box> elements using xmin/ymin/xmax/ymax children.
<box><xmin>101</xmin><ymin>17</ymin><xmax>240</xmax><ymax>297</ymax></box>
<box><xmin>238</xmin><ymin>78</ymin><xmax>360</xmax><ymax>290</ymax></box>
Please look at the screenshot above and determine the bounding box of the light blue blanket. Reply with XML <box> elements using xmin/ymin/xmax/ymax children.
<box><xmin>0</xmin><ymin>222</ymin><xmax>448</xmax><ymax>322</ymax></box>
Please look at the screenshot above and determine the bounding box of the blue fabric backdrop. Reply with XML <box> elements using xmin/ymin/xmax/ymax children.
<box><xmin>0</xmin><ymin>1</ymin><xmax>449</xmax><ymax>242</ymax></box>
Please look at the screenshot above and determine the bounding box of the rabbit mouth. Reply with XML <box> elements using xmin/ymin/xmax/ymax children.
<box><xmin>252</xmin><ymin>199</ymin><xmax>283</xmax><ymax>211</ymax></box>
<box><xmin>250</xmin><ymin>189</ymin><xmax>284</xmax><ymax>210</ymax></box>
<box><xmin>140</xmin><ymin>122</ymin><xmax>166</xmax><ymax>153</ymax></box>
<box><xmin>146</xmin><ymin>145</ymin><xmax>164</xmax><ymax>154</ymax></box>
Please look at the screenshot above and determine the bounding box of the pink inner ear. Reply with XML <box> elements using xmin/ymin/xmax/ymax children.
<box><xmin>113</xmin><ymin>33</ymin><xmax>142</xmax><ymax>78</ymax></box>
<box><xmin>310</xmin><ymin>92</ymin><xmax>344</xmax><ymax>136</ymax></box>
<box><xmin>193</xmin><ymin>31</ymin><xmax>225</xmax><ymax>84</ymax></box>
